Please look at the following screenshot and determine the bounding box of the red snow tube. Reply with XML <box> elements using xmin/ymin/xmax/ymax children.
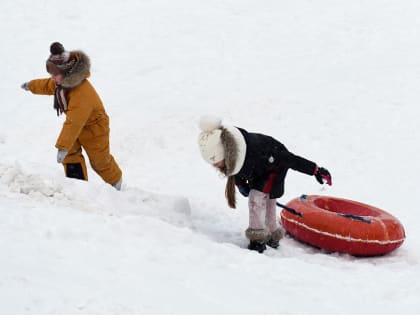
<box><xmin>280</xmin><ymin>195</ymin><xmax>406</xmax><ymax>256</ymax></box>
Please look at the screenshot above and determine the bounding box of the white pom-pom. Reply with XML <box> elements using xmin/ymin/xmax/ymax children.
<box><xmin>199</xmin><ymin>115</ymin><xmax>222</xmax><ymax>132</ymax></box>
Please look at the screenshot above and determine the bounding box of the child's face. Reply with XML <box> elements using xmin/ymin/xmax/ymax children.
<box><xmin>51</xmin><ymin>73</ymin><xmax>64</xmax><ymax>85</ymax></box>
<box><xmin>213</xmin><ymin>160</ymin><xmax>226</xmax><ymax>175</ymax></box>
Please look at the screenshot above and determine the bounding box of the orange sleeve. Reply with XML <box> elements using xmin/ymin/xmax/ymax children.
<box><xmin>28</xmin><ymin>78</ymin><xmax>56</xmax><ymax>95</ymax></box>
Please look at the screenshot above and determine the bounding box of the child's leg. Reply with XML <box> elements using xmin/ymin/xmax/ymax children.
<box><xmin>62</xmin><ymin>140</ymin><xmax>88</xmax><ymax>180</ymax></box>
<box><xmin>88</xmin><ymin>150</ymin><xmax>122</xmax><ymax>185</ymax></box>
<box><xmin>265</xmin><ymin>198</ymin><xmax>283</xmax><ymax>248</ymax></box>
<box><xmin>80</xmin><ymin>125</ymin><xmax>122</xmax><ymax>185</ymax></box>
<box><xmin>265</xmin><ymin>198</ymin><xmax>278</xmax><ymax>232</ymax></box>
<box><xmin>245</xmin><ymin>189</ymin><xmax>270</xmax><ymax>243</ymax></box>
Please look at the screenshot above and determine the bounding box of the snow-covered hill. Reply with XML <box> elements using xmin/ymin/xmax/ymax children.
<box><xmin>1</xmin><ymin>0</ymin><xmax>419</xmax><ymax>314</ymax></box>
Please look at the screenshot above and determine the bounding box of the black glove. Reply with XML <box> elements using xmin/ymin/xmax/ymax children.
<box><xmin>237</xmin><ymin>184</ymin><xmax>250</xmax><ymax>197</ymax></box>
<box><xmin>314</xmin><ymin>166</ymin><xmax>332</xmax><ymax>186</ymax></box>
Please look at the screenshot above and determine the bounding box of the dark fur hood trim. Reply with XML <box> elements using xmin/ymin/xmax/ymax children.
<box><xmin>61</xmin><ymin>50</ymin><xmax>90</xmax><ymax>88</ymax></box>
<box><xmin>221</xmin><ymin>126</ymin><xmax>247</xmax><ymax>176</ymax></box>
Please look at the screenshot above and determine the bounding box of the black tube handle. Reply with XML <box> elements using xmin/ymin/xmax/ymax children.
<box><xmin>276</xmin><ymin>202</ymin><xmax>303</xmax><ymax>217</ymax></box>
<box><xmin>337</xmin><ymin>213</ymin><xmax>371</xmax><ymax>224</ymax></box>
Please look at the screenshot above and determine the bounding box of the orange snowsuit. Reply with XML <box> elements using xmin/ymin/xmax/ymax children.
<box><xmin>28</xmin><ymin>78</ymin><xmax>122</xmax><ymax>185</ymax></box>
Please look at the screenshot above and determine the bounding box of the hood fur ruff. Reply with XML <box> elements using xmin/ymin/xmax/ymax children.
<box><xmin>60</xmin><ymin>50</ymin><xmax>90</xmax><ymax>88</ymax></box>
<box><xmin>221</xmin><ymin>126</ymin><xmax>247</xmax><ymax>176</ymax></box>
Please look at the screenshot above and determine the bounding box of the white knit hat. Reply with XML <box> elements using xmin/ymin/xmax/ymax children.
<box><xmin>198</xmin><ymin>116</ymin><xmax>225</xmax><ymax>164</ymax></box>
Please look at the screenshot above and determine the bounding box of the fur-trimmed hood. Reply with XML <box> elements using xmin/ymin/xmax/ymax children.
<box><xmin>197</xmin><ymin>116</ymin><xmax>247</xmax><ymax>176</ymax></box>
<box><xmin>60</xmin><ymin>51</ymin><xmax>91</xmax><ymax>88</ymax></box>
<box><xmin>221</xmin><ymin>126</ymin><xmax>247</xmax><ymax>176</ymax></box>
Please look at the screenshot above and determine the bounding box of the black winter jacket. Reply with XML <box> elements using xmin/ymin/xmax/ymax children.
<box><xmin>234</xmin><ymin>128</ymin><xmax>316</xmax><ymax>199</ymax></box>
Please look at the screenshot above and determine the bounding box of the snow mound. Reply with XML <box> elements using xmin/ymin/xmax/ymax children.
<box><xmin>0</xmin><ymin>162</ymin><xmax>192</xmax><ymax>228</ymax></box>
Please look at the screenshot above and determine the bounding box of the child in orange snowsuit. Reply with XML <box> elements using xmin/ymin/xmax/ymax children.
<box><xmin>21</xmin><ymin>42</ymin><xmax>122</xmax><ymax>190</ymax></box>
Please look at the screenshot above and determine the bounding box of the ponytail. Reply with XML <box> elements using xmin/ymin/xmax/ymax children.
<box><xmin>225</xmin><ymin>176</ymin><xmax>236</xmax><ymax>208</ymax></box>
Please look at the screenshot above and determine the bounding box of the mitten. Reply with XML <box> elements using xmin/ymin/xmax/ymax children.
<box><xmin>21</xmin><ymin>82</ymin><xmax>29</xmax><ymax>91</ymax></box>
<box><xmin>237</xmin><ymin>184</ymin><xmax>250</xmax><ymax>197</ymax></box>
<box><xmin>314</xmin><ymin>166</ymin><xmax>332</xmax><ymax>186</ymax></box>
<box><xmin>56</xmin><ymin>149</ymin><xmax>68</xmax><ymax>163</ymax></box>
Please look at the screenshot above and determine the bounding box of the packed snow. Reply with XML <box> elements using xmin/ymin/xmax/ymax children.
<box><xmin>1</xmin><ymin>0</ymin><xmax>419</xmax><ymax>314</ymax></box>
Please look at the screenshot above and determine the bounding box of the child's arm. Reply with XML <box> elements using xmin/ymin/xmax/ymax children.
<box><xmin>27</xmin><ymin>78</ymin><xmax>56</xmax><ymax>95</ymax></box>
<box><xmin>276</xmin><ymin>151</ymin><xmax>316</xmax><ymax>175</ymax></box>
<box><xmin>277</xmin><ymin>151</ymin><xmax>332</xmax><ymax>185</ymax></box>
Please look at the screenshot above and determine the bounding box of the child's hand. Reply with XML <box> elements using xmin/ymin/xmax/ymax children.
<box><xmin>21</xmin><ymin>82</ymin><xmax>29</xmax><ymax>91</ymax></box>
<box><xmin>56</xmin><ymin>149</ymin><xmax>68</xmax><ymax>163</ymax></box>
<box><xmin>314</xmin><ymin>166</ymin><xmax>332</xmax><ymax>186</ymax></box>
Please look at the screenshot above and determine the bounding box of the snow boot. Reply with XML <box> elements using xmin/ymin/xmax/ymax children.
<box><xmin>248</xmin><ymin>240</ymin><xmax>267</xmax><ymax>253</ymax></box>
<box><xmin>267</xmin><ymin>238</ymin><xmax>279</xmax><ymax>249</ymax></box>
<box><xmin>245</xmin><ymin>228</ymin><xmax>270</xmax><ymax>253</ymax></box>
<box><xmin>266</xmin><ymin>228</ymin><xmax>283</xmax><ymax>249</ymax></box>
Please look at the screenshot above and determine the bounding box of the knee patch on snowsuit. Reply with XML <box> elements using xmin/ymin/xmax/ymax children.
<box><xmin>65</xmin><ymin>163</ymin><xmax>87</xmax><ymax>180</ymax></box>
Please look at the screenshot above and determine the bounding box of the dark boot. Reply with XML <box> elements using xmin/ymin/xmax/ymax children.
<box><xmin>248</xmin><ymin>240</ymin><xmax>267</xmax><ymax>253</ymax></box>
<box><xmin>245</xmin><ymin>228</ymin><xmax>270</xmax><ymax>254</ymax></box>
<box><xmin>267</xmin><ymin>238</ymin><xmax>279</xmax><ymax>249</ymax></box>
<box><xmin>266</xmin><ymin>228</ymin><xmax>283</xmax><ymax>249</ymax></box>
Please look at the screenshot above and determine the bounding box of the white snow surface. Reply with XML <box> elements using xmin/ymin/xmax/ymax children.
<box><xmin>1</xmin><ymin>0</ymin><xmax>420</xmax><ymax>314</ymax></box>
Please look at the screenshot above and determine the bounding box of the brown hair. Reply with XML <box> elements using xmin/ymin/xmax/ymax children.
<box><xmin>225</xmin><ymin>175</ymin><xmax>236</xmax><ymax>208</ymax></box>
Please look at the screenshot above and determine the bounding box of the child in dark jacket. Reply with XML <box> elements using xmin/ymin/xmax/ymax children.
<box><xmin>198</xmin><ymin>116</ymin><xmax>332</xmax><ymax>253</ymax></box>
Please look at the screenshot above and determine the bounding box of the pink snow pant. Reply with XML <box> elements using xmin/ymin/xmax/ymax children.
<box><xmin>248</xmin><ymin>189</ymin><xmax>278</xmax><ymax>233</ymax></box>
